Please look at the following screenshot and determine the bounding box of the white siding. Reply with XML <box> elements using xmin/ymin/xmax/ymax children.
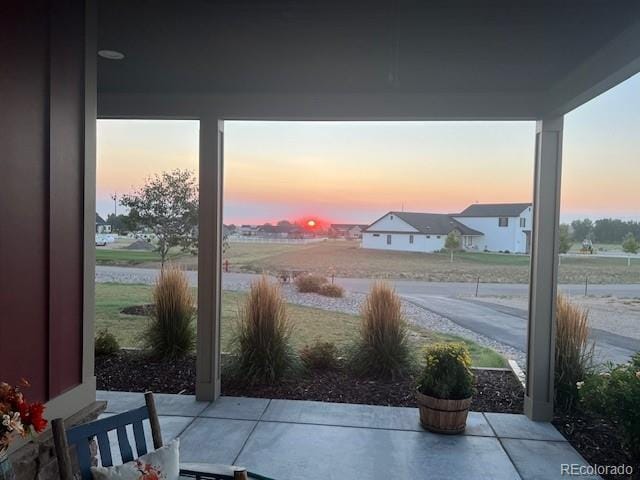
<box><xmin>454</xmin><ymin>206</ymin><xmax>532</xmax><ymax>253</ymax></box>
<box><xmin>362</xmin><ymin>232</ymin><xmax>447</xmax><ymax>252</ymax></box>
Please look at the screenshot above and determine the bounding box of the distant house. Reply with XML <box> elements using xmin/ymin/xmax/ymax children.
<box><xmin>451</xmin><ymin>203</ymin><xmax>532</xmax><ymax>253</ymax></box>
<box><xmin>362</xmin><ymin>212</ymin><xmax>482</xmax><ymax>253</ymax></box>
<box><xmin>95</xmin><ymin>213</ymin><xmax>111</xmax><ymax>234</ymax></box>
<box><xmin>238</xmin><ymin>224</ymin><xmax>258</xmax><ymax>236</ymax></box>
<box><xmin>362</xmin><ymin>203</ymin><xmax>532</xmax><ymax>254</ymax></box>
<box><xmin>330</xmin><ymin>224</ymin><xmax>368</xmax><ymax>239</ymax></box>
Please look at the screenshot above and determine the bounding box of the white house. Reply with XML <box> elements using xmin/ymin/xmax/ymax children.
<box><xmin>362</xmin><ymin>203</ymin><xmax>532</xmax><ymax>254</ymax></box>
<box><xmin>452</xmin><ymin>203</ymin><xmax>532</xmax><ymax>253</ymax></box>
<box><xmin>361</xmin><ymin>212</ymin><xmax>483</xmax><ymax>253</ymax></box>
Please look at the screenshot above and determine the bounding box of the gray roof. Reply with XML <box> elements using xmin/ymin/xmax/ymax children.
<box><xmin>330</xmin><ymin>224</ymin><xmax>367</xmax><ymax>230</ymax></box>
<box><xmin>455</xmin><ymin>203</ymin><xmax>531</xmax><ymax>218</ymax></box>
<box><xmin>366</xmin><ymin>212</ymin><xmax>482</xmax><ymax>236</ymax></box>
<box><xmin>96</xmin><ymin>213</ymin><xmax>107</xmax><ymax>225</ymax></box>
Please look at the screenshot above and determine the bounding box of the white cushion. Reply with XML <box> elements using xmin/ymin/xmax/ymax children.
<box><xmin>91</xmin><ymin>439</ymin><xmax>180</xmax><ymax>480</ymax></box>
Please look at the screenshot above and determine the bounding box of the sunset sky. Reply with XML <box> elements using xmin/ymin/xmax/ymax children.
<box><xmin>96</xmin><ymin>73</ymin><xmax>640</xmax><ymax>225</ymax></box>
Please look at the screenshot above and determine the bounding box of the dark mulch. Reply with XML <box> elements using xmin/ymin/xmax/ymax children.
<box><xmin>96</xmin><ymin>351</ymin><xmax>636</xmax><ymax>480</ymax></box>
<box><xmin>96</xmin><ymin>351</ymin><xmax>520</xmax><ymax>412</ymax></box>
<box><xmin>120</xmin><ymin>304</ymin><xmax>154</xmax><ymax>316</ymax></box>
<box><xmin>553</xmin><ymin>410</ymin><xmax>639</xmax><ymax>480</ymax></box>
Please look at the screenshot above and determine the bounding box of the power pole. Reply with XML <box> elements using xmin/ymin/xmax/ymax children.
<box><xmin>111</xmin><ymin>193</ymin><xmax>118</xmax><ymax>217</ymax></box>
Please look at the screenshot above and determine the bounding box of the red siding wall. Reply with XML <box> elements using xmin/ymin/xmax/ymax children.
<box><xmin>0</xmin><ymin>0</ymin><xmax>86</xmax><ymax>402</ymax></box>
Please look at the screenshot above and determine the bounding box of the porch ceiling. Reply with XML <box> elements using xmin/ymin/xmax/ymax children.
<box><xmin>98</xmin><ymin>0</ymin><xmax>640</xmax><ymax>117</ymax></box>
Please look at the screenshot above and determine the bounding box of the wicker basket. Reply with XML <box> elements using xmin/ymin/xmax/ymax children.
<box><xmin>416</xmin><ymin>392</ymin><xmax>472</xmax><ymax>434</ymax></box>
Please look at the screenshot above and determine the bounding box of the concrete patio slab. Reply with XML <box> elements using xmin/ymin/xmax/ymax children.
<box><xmin>236</xmin><ymin>421</ymin><xmax>520</xmax><ymax>480</ymax></box>
<box><xmin>154</xmin><ymin>393</ymin><xmax>210</xmax><ymax>417</ymax></box>
<box><xmin>95</xmin><ymin>391</ymin><xmax>595</xmax><ymax>479</ymax></box>
<box><xmin>484</xmin><ymin>413</ymin><xmax>566</xmax><ymax>441</ymax></box>
<box><xmin>261</xmin><ymin>399</ymin><xmax>494</xmax><ymax>436</ymax></box>
<box><xmin>200</xmin><ymin>396</ymin><xmax>270</xmax><ymax>420</ymax></box>
<box><xmin>178</xmin><ymin>417</ymin><xmax>256</xmax><ymax>464</ymax></box>
<box><xmin>501</xmin><ymin>439</ymin><xmax>598</xmax><ymax>480</ymax></box>
<box><xmin>98</xmin><ymin>391</ymin><xmax>144</xmax><ymax>413</ymax></box>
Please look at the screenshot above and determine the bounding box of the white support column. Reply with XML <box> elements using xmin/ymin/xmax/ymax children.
<box><xmin>525</xmin><ymin>116</ymin><xmax>564</xmax><ymax>421</ymax></box>
<box><xmin>196</xmin><ymin>117</ymin><xmax>223</xmax><ymax>401</ymax></box>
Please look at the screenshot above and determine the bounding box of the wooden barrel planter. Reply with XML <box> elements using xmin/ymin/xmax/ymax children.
<box><xmin>416</xmin><ymin>392</ymin><xmax>472</xmax><ymax>434</ymax></box>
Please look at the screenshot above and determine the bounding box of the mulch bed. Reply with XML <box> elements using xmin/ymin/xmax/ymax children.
<box><xmin>96</xmin><ymin>351</ymin><xmax>636</xmax><ymax>479</ymax></box>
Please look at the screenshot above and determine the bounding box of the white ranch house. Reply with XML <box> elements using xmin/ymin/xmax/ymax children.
<box><xmin>362</xmin><ymin>203</ymin><xmax>532</xmax><ymax>253</ymax></box>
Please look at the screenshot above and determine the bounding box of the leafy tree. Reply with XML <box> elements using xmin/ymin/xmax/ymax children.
<box><xmin>622</xmin><ymin>233</ymin><xmax>639</xmax><ymax>254</ymax></box>
<box><xmin>571</xmin><ymin>219</ymin><xmax>593</xmax><ymax>242</ymax></box>
<box><xmin>120</xmin><ymin>169</ymin><xmax>198</xmax><ymax>267</ymax></box>
<box><xmin>445</xmin><ymin>231</ymin><xmax>461</xmax><ymax>262</ymax></box>
<box><xmin>558</xmin><ymin>224</ymin><xmax>573</xmax><ymax>254</ymax></box>
<box><xmin>106</xmin><ymin>213</ymin><xmax>137</xmax><ymax>234</ymax></box>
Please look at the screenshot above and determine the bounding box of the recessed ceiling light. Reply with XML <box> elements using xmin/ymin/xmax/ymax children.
<box><xmin>98</xmin><ymin>49</ymin><xmax>125</xmax><ymax>60</ymax></box>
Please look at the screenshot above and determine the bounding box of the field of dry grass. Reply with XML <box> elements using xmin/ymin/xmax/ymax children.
<box><xmin>226</xmin><ymin>240</ymin><xmax>640</xmax><ymax>284</ymax></box>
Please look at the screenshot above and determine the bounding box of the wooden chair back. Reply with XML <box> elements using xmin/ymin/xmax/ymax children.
<box><xmin>52</xmin><ymin>392</ymin><xmax>163</xmax><ymax>480</ymax></box>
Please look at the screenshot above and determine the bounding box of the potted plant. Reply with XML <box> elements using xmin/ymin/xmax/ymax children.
<box><xmin>0</xmin><ymin>380</ymin><xmax>48</xmax><ymax>480</ymax></box>
<box><xmin>416</xmin><ymin>343</ymin><xmax>474</xmax><ymax>434</ymax></box>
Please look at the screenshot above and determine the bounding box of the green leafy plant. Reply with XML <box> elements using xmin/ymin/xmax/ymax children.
<box><xmin>143</xmin><ymin>264</ymin><xmax>195</xmax><ymax>360</ymax></box>
<box><xmin>555</xmin><ymin>295</ymin><xmax>595</xmax><ymax>410</ymax></box>
<box><xmin>417</xmin><ymin>343</ymin><xmax>474</xmax><ymax>400</ymax></box>
<box><xmin>300</xmin><ymin>341</ymin><xmax>340</xmax><ymax>370</ymax></box>
<box><xmin>579</xmin><ymin>352</ymin><xmax>640</xmax><ymax>458</ymax></box>
<box><xmin>558</xmin><ymin>224</ymin><xmax>573</xmax><ymax>254</ymax></box>
<box><xmin>233</xmin><ymin>276</ymin><xmax>297</xmax><ymax>383</ymax></box>
<box><xmin>622</xmin><ymin>232</ymin><xmax>639</xmax><ymax>254</ymax></box>
<box><xmin>348</xmin><ymin>282</ymin><xmax>414</xmax><ymax>379</ymax></box>
<box><xmin>295</xmin><ymin>274</ymin><xmax>328</xmax><ymax>293</ymax></box>
<box><xmin>318</xmin><ymin>283</ymin><xmax>344</xmax><ymax>298</ymax></box>
<box><xmin>95</xmin><ymin>329</ymin><xmax>120</xmax><ymax>357</ymax></box>
<box><xmin>445</xmin><ymin>231</ymin><xmax>461</xmax><ymax>262</ymax></box>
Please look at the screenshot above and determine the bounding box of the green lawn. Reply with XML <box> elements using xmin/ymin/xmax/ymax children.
<box><xmin>95</xmin><ymin>282</ymin><xmax>505</xmax><ymax>367</ymax></box>
<box><xmin>95</xmin><ymin>248</ymin><xmax>186</xmax><ymax>265</ymax></box>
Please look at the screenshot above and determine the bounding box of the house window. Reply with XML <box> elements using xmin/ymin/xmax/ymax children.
<box><xmin>465</xmin><ymin>236</ymin><xmax>473</xmax><ymax>247</ymax></box>
<box><xmin>426</xmin><ymin>235</ymin><xmax>431</xmax><ymax>239</ymax></box>
<box><xmin>409</xmin><ymin>234</ymin><xmax>414</xmax><ymax>244</ymax></box>
<box><xmin>389</xmin><ymin>215</ymin><xmax>394</xmax><ymax>220</ymax></box>
<box><xmin>499</xmin><ymin>217</ymin><xmax>509</xmax><ymax>227</ymax></box>
<box><xmin>386</xmin><ymin>234</ymin><xmax>392</xmax><ymax>245</ymax></box>
<box><xmin>373</xmin><ymin>233</ymin><xmax>380</xmax><ymax>237</ymax></box>
<box><xmin>520</xmin><ymin>218</ymin><xmax>526</xmax><ymax>228</ymax></box>
<box><xmin>436</xmin><ymin>235</ymin><xmax>441</xmax><ymax>239</ymax></box>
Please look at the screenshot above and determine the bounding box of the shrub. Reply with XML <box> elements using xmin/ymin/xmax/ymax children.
<box><xmin>95</xmin><ymin>329</ymin><xmax>120</xmax><ymax>357</ymax></box>
<box><xmin>143</xmin><ymin>264</ymin><xmax>195</xmax><ymax>360</ymax></box>
<box><xmin>555</xmin><ymin>295</ymin><xmax>595</xmax><ymax>410</ymax></box>
<box><xmin>622</xmin><ymin>233</ymin><xmax>639</xmax><ymax>254</ymax></box>
<box><xmin>579</xmin><ymin>353</ymin><xmax>640</xmax><ymax>458</ymax></box>
<box><xmin>318</xmin><ymin>283</ymin><xmax>344</xmax><ymax>298</ymax></box>
<box><xmin>417</xmin><ymin>343</ymin><xmax>474</xmax><ymax>399</ymax></box>
<box><xmin>295</xmin><ymin>274</ymin><xmax>327</xmax><ymax>293</ymax></box>
<box><xmin>234</xmin><ymin>276</ymin><xmax>297</xmax><ymax>383</ymax></box>
<box><xmin>300</xmin><ymin>341</ymin><xmax>340</xmax><ymax>370</ymax></box>
<box><xmin>348</xmin><ymin>282</ymin><xmax>414</xmax><ymax>379</ymax></box>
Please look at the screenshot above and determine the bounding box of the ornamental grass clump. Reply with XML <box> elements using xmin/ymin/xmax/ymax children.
<box><xmin>318</xmin><ymin>283</ymin><xmax>344</xmax><ymax>298</ymax></box>
<box><xmin>143</xmin><ymin>264</ymin><xmax>195</xmax><ymax>360</ymax></box>
<box><xmin>417</xmin><ymin>343</ymin><xmax>474</xmax><ymax>400</ymax></box>
<box><xmin>349</xmin><ymin>282</ymin><xmax>414</xmax><ymax>379</ymax></box>
<box><xmin>295</xmin><ymin>274</ymin><xmax>328</xmax><ymax>293</ymax></box>
<box><xmin>579</xmin><ymin>352</ymin><xmax>640</xmax><ymax>458</ymax></box>
<box><xmin>300</xmin><ymin>341</ymin><xmax>340</xmax><ymax>371</ymax></box>
<box><xmin>555</xmin><ymin>295</ymin><xmax>595</xmax><ymax>410</ymax></box>
<box><xmin>234</xmin><ymin>276</ymin><xmax>296</xmax><ymax>383</ymax></box>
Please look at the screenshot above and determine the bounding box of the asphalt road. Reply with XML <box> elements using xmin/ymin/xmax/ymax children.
<box><xmin>96</xmin><ymin>266</ymin><xmax>639</xmax><ymax>363</ymax></box>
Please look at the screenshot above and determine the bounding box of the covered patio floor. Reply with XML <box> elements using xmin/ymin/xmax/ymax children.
<box><xmin>97</xmin><ymin>391</ymin><xmax>596</xmax><ymax>480</ymax></box>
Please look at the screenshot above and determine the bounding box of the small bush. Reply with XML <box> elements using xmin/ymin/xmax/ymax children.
<box><xmin>95</xmin><ymin>329</ymin><xmax>120</xmax><ymax>357</ymax></box>
<box><xmin>318</xmin><ymin>283</ymin><xmax>344</xmax><ymax>298</ymax></box>
<box><xmin>295</xmin><ymin>274</ymin><xmax>328</xmax><ymax>293</ymax></box>
<box><xmin>555</xmin><ymin>295</ymin><xmax>595</xmax><ymax>410</ymax></box>
<box><xmin>417</xmin><ymin>343</ymin><xmax>474</xmax><ymax>400</ymax></box>
<box><xmin>144</xmin><ymin>264</ymin><xmax>195</xmax><ymax>360</ymax></box>
<box><xmin>579</xmin><ymin>353</ymin><xmax>640</xmax><ymax>458</ymax></box>
<box><xmin>234</xmin><ymin>276</ymin><xmax>297</xmax><ymax>383</ymax></box>
<box><xmin>300</xmin><ymin>341</ymin><xmax>340</xmax><ymax>370</ymax></box>
<box><xmin>348</xmin><ymin>282</ymin><xmax>414</xmax><ymax>379</ymax></box>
